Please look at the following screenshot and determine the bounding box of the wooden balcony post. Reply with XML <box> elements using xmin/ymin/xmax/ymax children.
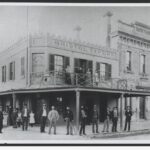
<box><xmin>12</xmin><ymin>93</ymin><xmax>16</xmax><ymax>109</ymax></box>
<box><xmin>76</xmin><ymin>90</ymin><xmax>80</xmax><ymax>133</ymax></box>
<box><xmin>120</xmin><ymin>93</ymin><xmax>124</xmax><ymax>131</ymax></box>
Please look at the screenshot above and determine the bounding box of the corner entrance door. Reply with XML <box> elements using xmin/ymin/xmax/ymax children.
<box><xmin>139</xmin><ymin>97</ymin><xmax>145</xmax><ymax>119</ymax></box>
<box><xmin>99</xmin><ymin>98</ymin><xmax>107</xmax><ymax>122</ymax></box>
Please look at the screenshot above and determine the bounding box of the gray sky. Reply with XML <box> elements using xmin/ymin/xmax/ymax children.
<box><xmin>0</xmin><ymin>6</ymin><xmax>150</xmax><ymax>52</ymax></box>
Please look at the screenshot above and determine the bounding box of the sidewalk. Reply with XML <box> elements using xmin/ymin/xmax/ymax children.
<box><xmin>1</xmin><ymin>120</ymin><xmax>150</xmax><ymax>141</ymax></box>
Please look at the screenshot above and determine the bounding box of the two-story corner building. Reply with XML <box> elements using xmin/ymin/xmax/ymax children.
<box><xmin>0</xmin><ymin>33</ymin><xmax>124</xmax><ymax>128</ymax></box>
<box><xmin>111</xmin><ymin>20</ymin><xmax>150</xmax><ymax>125</ymax></box>
<box><xmin>1</xmin><ymin>25</ymin><xmax>150</xmax><ymax>131</ymax></box>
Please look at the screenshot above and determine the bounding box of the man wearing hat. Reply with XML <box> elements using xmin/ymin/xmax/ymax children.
<box><xmin>64</xmin><ymin>106</ymin><xmax>74</xmax><ymax>135</ymax></box>
<box><xmin>0</xmin><ymin>106</ymin><xmax>3</xmax><ymax>133</ymax></box>
<box><xmin>48</xmin><ymin>106</ymin><xmax>59</xmax><ymax>134</ymax></box>
<box><xmin>124</xmin><ymin>106</ymin><xmax>132</xmax><ymax>132</ymax></box>
<box><xmin>40</xmin><ymin>103</ymin><xmax>48</xmax><ymax>133</ymax></box>
<box><xmin>79</xmin><ymin>106</ymin><xmax>87</xmax><ymax>136</ymax></box>
<box><xmin>22</xmin><ymin>104</ymin><xmax>29</xmax><ymax>131</ymax></box>
<box><xmin>111</xmin><ymin>107</ymin><xmax>118</xmax><ymax>132</ymax></box>
<box><xmin>91</xmin><ymin>105</ymin><xmax>99</xmax><ymax>134</ymax></box>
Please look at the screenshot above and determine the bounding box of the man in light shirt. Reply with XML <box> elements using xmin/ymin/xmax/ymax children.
<box><xmin>48</xmin><ymin>106</ymin><xmax>59</xmax><ymax>135</ymax></box>
<box><xmin>40</xmin><ymin>104</ymin><xmax>48</xmax><ymax>133</ymax></box>
<box><xmin>22</xmin><ymin>104</ymin><xmax>29</xmax><ymax>131</ymax></box>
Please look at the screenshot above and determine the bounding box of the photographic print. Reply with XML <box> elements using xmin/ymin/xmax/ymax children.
<box><xmin>0</xmin><ymin>3</ymin><xmax>150</xmax><ymax>145</ymax></box>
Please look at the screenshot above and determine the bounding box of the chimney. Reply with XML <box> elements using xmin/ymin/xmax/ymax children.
<box><xmin>104</xmin><ymin>11</ymin><xmax>113</xmax><ymax>48</ymax></box>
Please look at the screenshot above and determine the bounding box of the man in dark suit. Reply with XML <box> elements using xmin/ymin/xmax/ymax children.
<box><xmin>92</xmin><ymin>105</ymin><xmax>99</xmax><ymax>133</ymax></box>
<box><xmin>40</xmin><ymin>104</ymin><xmax>48</xmax><ymax>133</ymax></box>
<box><xmin>0</xmin><ymin>106</ymin><xmax>3</xmax><ymax>133</ymax></box>
<box><xmin>111</xmin><ymin>107</ymin><xmax>118</xmax><ymax>132</ymax></box>
<box><xmin>21</xmin><ymin>104</ymin><xmax>29</xmax><ymax>131</ymax></box>
<box><xmin>79</xmin><ymin>106</ymin><xmax>87</xmax><ymax>136</ymax></box>
<box><xmin>124</xmin><ymin>106</ymin><xmax>132</xmax><ymax>132</ymax></box>
<box><xmin>64</xmin><ymin>106</ymin><xmax>74</xmax><ymax>135</ymax></box>
<box><xmin>11</xmin><ymin>108</ymin><xmax>18</xmax><ymax>128</ymax></box>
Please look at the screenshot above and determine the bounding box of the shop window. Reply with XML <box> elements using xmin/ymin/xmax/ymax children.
<box><xmin>21</xmin><ymin>57</ymin><xmax>25</xmax><ymax>77</ymax></box>
<box><xmin>139</xmin><ymin>97</ymin><xmax>145</xmax><ymax>119</ymax></box>
<box><xmin>9</xmin><ymin>61</ymin><xmax>15</xmax><ymax>80</ymax></box>
<box><xmin>2</xmin><ymin>65</ymin><xmax>6</xmax><ymax>82</ymax></box>
<box><xmin>140</xmin><ymin>54</ymin><xmax>146</xmax><ymax>74</ymax></box>
<box><xmin>126</xmin><ymin>51</ymin><xmax>132</xmax><ymax>72</ymax></box>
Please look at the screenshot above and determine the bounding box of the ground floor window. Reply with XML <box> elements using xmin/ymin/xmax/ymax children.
<box><xmin>139</xmin><ymin>97</ymin><xmax>145</xmax><ymax>119</ymax></box>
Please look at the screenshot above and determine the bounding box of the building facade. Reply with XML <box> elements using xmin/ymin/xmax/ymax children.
<box><xmin>111</xmin><ymin>20</ymin><xmax>150</xmax><ymax>123</ymax></box>
<box><xmin>1</xmin><ymin>19</ymin><xmax>150</xmax><ymax>131</ymax></box>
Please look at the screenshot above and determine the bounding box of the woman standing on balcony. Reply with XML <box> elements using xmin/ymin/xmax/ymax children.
<box><xmin>65</xmin><ymin>65</ymin><xmax>71</xmax><ymax>85</ymax></box>
<box><xmin>95</xmin><ymin>71</ymin><xmax>99</xmax><ymax>86</ymax></box>
<box><xmin>86</xmin><ymin>69</ymin><xmax>92</xmax><ymax>86</ymax></box>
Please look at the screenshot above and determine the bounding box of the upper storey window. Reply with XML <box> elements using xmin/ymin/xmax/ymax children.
<box><xmin>2</xmin><ymin>65</ymin><xmax>6</xmax><ymax>82</ymax></box>
<box><xmin>126</xmin><ymin>51</ymin><xmax>132</xmax><ymax>72</ymax></box>
<box><xmin>9</xmin><ymin>61</ymin><xmax>15</xmax><ymax>80</ymax></box>
<box><xmin>49</xmin><ymin>54</ymin><xmax>70</xmax><ymax>72</ymax></box>
<box><xmin>21</xmin><ymin>57</ymin><xmax>25</xmax><ymax>77</ymax></box>
<box><xmin>140</xmin><ymin>54</ymin><xmax>146</xmax><ymax>74</ymax></box>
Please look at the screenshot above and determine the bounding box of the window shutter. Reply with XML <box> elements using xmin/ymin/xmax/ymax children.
<box><xmin>49</xmin><ymin>54</ymin><xmax>55</xmax><ymax>71</ymax></box>
<box><xmin>105</xmin><ymin>64</ymin><xmax>111</xmax><ymax>80</ymax></box>
<box><xmin>13</xmin><ymin>61</ymin><xmax>15</xmax><ymax>80</ymax></box>
<box><xmin>96</xmin><ymin>62</ymin><xmax>100</xmax><ymax>72</ymax></box>
<box><xmin>9</xmin><ymin>63</ymin><xmax>11</xmax><ymax>80</ymax></box>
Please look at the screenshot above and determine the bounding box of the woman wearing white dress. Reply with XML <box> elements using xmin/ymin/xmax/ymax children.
<box><xmin>29</xmin><ymin>110</ymin><xmax>35</xmax><ymax>127</ymax></box>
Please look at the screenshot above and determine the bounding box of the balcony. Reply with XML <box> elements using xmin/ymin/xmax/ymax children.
<box><xmin>30</xmin><ymin>71</ymin><xmax>129</xmax><ymax>90</ymax></box>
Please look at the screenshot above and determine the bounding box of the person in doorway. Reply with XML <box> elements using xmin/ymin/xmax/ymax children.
<box><xmin>102</xmin><ymin>107</ymin><xmax>111</xmax><ymax>133</ymax></box>
<box><xmin>21</xmin><ymin>104</ymin><xmax>29</xmax><ymax>131</ymax></box>
<box><xmin>79</xmin><ymin>106</ymin><xmax>87</xmax><ymax>136</ymax></box>
<box><xmin>92</xmin><ymin>105</ymin><xmax>99</xmax><ymax>134</ymax></box>
<box><xmin>0</xmin><ymin>106</ymin><xmax>3</xmax><ymax>133</ymax></box>
<box><xmin>16</xmin><ymin>110</ymin><xmax>22</xmax><ymax>127</ymax></box>
<box><xmin>64</xmin><ymin>106</ymin><xmax>74</xmax><ymax>135</ymax></box>
<box><xmin>7</xmin><ymin>105</ymin><xmax>13</xmax><ymax>126</ymax></box>
<box><xmin>29</xmin><ymin>110</ymin><xmax>35</xmax><ymax>127</ymax></box>
<box><xmin>40</xmin><ymin>104</ymin><xmax>48</xmax><ymax>133</ymax></box>
<box><xmin>111</xmin><ymin>107</ymin><xmax>118</xmax><ymax>132</ymax></box>
<box><xmin>124</xmin><ymin>106</ymin><xmax>132</xmax><ymax>132</ymax></box>
<box><xmin>11</xmin><ymin>108</ymin><xmax>18</xmax><ymax>128</ymax></box>
<box><xmin>48</xmin><ymin>106</ymin><xmax>59</xmax><ymax>135</ymax></box>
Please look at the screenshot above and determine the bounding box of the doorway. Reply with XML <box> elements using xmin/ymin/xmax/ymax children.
<box><xmin>99</xmin><ymin>97</ymin><xmax>107</xmax><ymax>122</ymax></box>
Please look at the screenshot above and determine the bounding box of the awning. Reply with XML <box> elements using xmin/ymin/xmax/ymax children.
<box><xmin>0</xmin><ymin>86</ymin><xmax>150</xmax><ymax>97</ymax></box>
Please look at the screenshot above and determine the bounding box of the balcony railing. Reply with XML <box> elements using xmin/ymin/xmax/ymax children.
<box><xmin>30</xmin><ymin>71</ymin><xmax>131</xmax><ymax>90</ymax></box>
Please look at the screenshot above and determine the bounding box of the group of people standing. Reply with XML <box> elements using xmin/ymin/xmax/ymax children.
<box><xmin>7</xmin><ymin>104</ymin><xmax>35</xmax><ymax>130</ymax></box>
<box><xmin>0</xmin><ymin>103</ymin><xmax>132</xmax><ymax>135</ymax></box>
<box><xmin>40</xmin><ymin>104</ymin><xmax>74</xmax><ymax>135</ymax></box>
<box><xmin>79</xmin><ymin>105</ymin><xmax>133</xmax><ymax>135</ymax></box>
